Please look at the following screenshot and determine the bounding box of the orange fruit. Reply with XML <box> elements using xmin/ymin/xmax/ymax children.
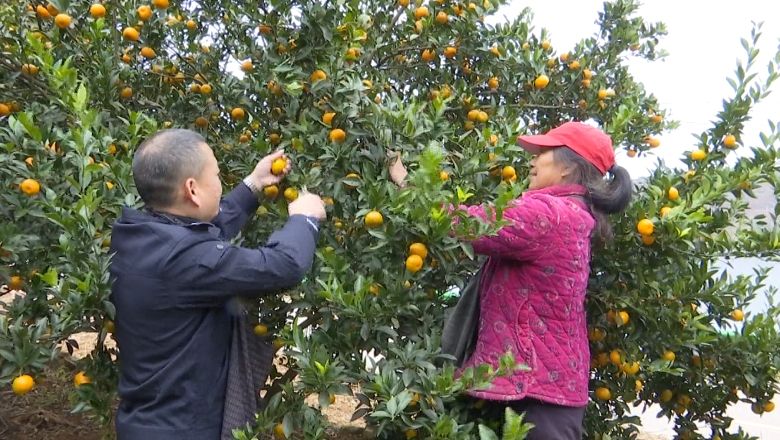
<box><xmin>137</xmin><ymin>5</ymin><xmax>152</xmax><ymax>21</ymax></box>
<box><xmin>263</xmin><ymin>185</ymin><xmax>279</xmax><ymax>199</ymax></box>
<box><xmin>588</xmin><ymin>327</ymin><xmax>606</xmax><ymax>342</ymax></box>
<box><xmin>489</xmin><ymin>134</ymin><xmax>498</xmax><ymax>145</ymax></box>
<box><xmin>477</xmin><ymin>111</ymin><xmax>488</xmax><ymax>123</ymax></box>
<box><xmin>74</xmin><ymin>371</ymin><xmax>91</xmax><ymax>387</ymax></box>
<box><xmin>405</xmin><ymin>429</ymin><xmax>418</xmax><ymax>439</ymax></box>
<box><xmin>369</xmin><ymin>283</ymin><xmax>381</xmax><ymax>296</ymax></box>
<box><xmin>597</xmin><ymin>88</ymin><xmax>609</xmax><ymax>100</ymax></box>
<box><xmin>273</xmin><ymin>423</ymin><xmax>286</xmax><ymax>439</ymax></box>
<box><xmin>405</xmin><ymin>254</ymin><xmax>424</xmax><ymax>273</ymax></box>
<box><xmin>25</xmin><ymin>157</ymin><xmax>34</xmax><ymax>166</ymax></box>
<box><xmin>322</xmin><ymin>112</ymin><xmax>336</xmax><ymax>126</ymax></box>
<box><xmin>581</xmin><ymin>79</ymin><xmax>591</xmax><ymax>88</ymax></box>
<box><xmin>414</xmin><ymin>6</ymin><xmax>429</xmax><ymax>19</ymax></box>
<box><xmin>660</xmin><ymin>389</ymin><xmax>673</xmax><ymax>403</ymax></box>
<box><xmin>186</xmin><ymin>19</ymin><xmax>197</xmax><ymax>30</ymax></box>
<box><xmin>568</xmin><ymin>60</ymin><xmax>581</xmax><ymax>70</ymax></box>
<box><xmin>310</xmin><ymin>69</ymin><xmax>327</xmax><ymax>82</ymax></box>
<box><xmin>650</xmin><ymin>113</ymin><xmax>663</xmax><ymax>123</ymax></box>
<box><xmin>636</xmin><ymin>219</ymin><xmax>654</xmax><ymax>236</ymax></box>
<box><xmin>645</xmin><ymin>136</ymin><xmax>661</xmax><ymax>148</ymax></box>
<box><xmin>623</xmin><ymin>362</ymin><xmax>640</xmax><ymax>375</ymax></box>
<box><xmin>690</xmin><ymin>149</ymin><xmax>707</xmax><ymax>161</ymax></box>
<box><xmin>12</xmin><ymin>374</ymin><xmax>35</xmax><ymax>395</ymax></box>
<box><xmin>398</xmin><ymin>0</ymin><xmax>410</xmax><ymax>6</ymax></box>
<box><xmin>283</xmin><ymin>187</ymin><xmax>298</xmax><ymax>202</ymax></box>
<box><xmin>123</xmin><ymin>27</ymin><xmax>140</xmax><ymax>41</ymax></box>
<box><xmin>194</xmin><ymin>116</ymin><xmax>208</xmax><ymax>128</ymax></box>
<box><xmin>439</xmin><ymin>170</ymin><xmax>450</xmax><ymax>181</ymax></box>
<box><xmin>582</xmin><ymin>68</ymin><xmax>593</xmax><ymax>79</ymax></box>
<box><xmin>239</xmin><ymin>60</ymin><xmax>253</xmax><ymax>72</ymax></box>
<box><xmin>8</xmin><ymin>275</ymin><xmax>24</xmax><ymax>290</ymax></box>
<box><xmin>466</xmin><ymin>109</ymin><xmax>480</xmax><ymax>121</ymax></box>
<box><xmin>764</xmin><ymin>401</ymin><xmax>775</xmax><ymax>413</ymax></box>
<box><xmin>409</xmin><ymin>243</ymin><xmax>428</xmax><ymax>259</ymax></box>
<box><xmin>0</xmin><ymin>103</ymin><xmax>10</xmax><ymax>117</ymax></box>
<box><xmin>487</xmin><ymin>76</ymin><xmax>499</xmax><ymax>90</ymax></box>
<box><xmin>501</xmin><ymin>165</ymin><xmax>516</xmax><ymax>181</ymax></box>
<box><xmin>200</xmin><ymin>84</ymin><xmax>213</xmax><ymax>94</ymax></box>
<box><xmin>662</xmin><ymin>350</ymin><xmax>676</xmax><ymax>362</ymax></box>
<box><xmin>21</xmin><ymin>63</ymin><xmax>39</xmax><ymax>75</ymax></box>
<box><xmin>723</xmin><ymin>134</ymin><xmax>737</xmax><ymax>149</ymax></box>
<box><xmin>617</xmin><ymin>310</ymin><xmax>630</xmax><ymax>326</ymax></box>
<box><xmin>534</xmin><ymin>74</ymin><xmax>549</xmax><ymax>89</ymax></box>
<box><xmin>443</xmin><ymin>46</ymin><xmax>457</xmax><ymax>58</ymax></box>
<box><xmin>421</xmin><ymin>48</ymin><xmax>436</xmax><ymax>62</ymax></box>
<box><xmin>435</xmin><ymin>11</ymin><xmax>448</xmax><ymax>24</ymax></box>
<box><xmin>540</xmin><ymin>39</ymin><xmax>551</xmax><ymax>50</ymax></box>
<box><xmin>54</xmin><ymin>13</ymin><xmax>72</xmax><ymax>29</ymax></box>
<box><xmin>345</xmin><ymin>47</ymin><xmax>360</xmax><ymax>61</ymax></box>
<box><xmin>259</xmin><ymin>24</ymin><xmax>272</xmax><ymax>35</ymax></box>
<box><xmin>595</xmin><ymin>387</ymin><xmax>611</xmax><ymax>401</ymax></box>
<box><xmin>667</xmin><ymin>187</ymin><xmax>679</xmax><ymax>201</ymax></box>
<box><xmin>120</xmin><ymin>86</ymin><xmax>133</xmax><ymax>99</ymax></box>
<box><xmin>641</xmin><ymin>234</ymin><xmax>655</xmax><ymax>246</ymax></box>
<box><xmin>609</xmin><ymin>349</ymin><xmax>622</xmax><ymax>366</ymax></box>
<box><xmin>20</xmin><ymin>178</ymin><xmax>41</xmax><ymax>196</ymax></box>
<box><xmin>253</xmin><ymin>324</ymin><xmax>268</xmax><ymax>336</ymax></box>
<box><xmin>364</xmin><ymin>210</ymin><xmax>384</xmax><ymax>228</ymax></box>
<box><xmin>660</xmin><ymin>206</ymin><xmax>672</xmax><ymax>217</ymax></box>
<box><xmin>140</xmin><ymin>47</ymin><xmax>156</xmax><ymax>59</ymax></box>
<box><xmin>231</xmin><ymin>107</ymin><xmax>246</xmax><ymax>120</ymax></box>
<box><xmin>36</xmin><ymin>5</ymin><xmax>52</xmax><ymax>19</ymax></box>
<box><xmin>635</xmin><ymin>379</ymin><xmax>644</xmax><ymax>393</ymax></box>
<box><xmin>153</xmin><ymin>0</ymin><xmax>169</xmax><ymax>8</ymax></box>
<box><xmin>329</xmin><ymin>128</ymin><xmax>346</xmax><ymax>143</ymax></box>
<box><xmin>271</xmin><ymin>158</ymin><xmax>287</xmax><ymax>175</ymax></box>
<box><xmin>730</xmin><ymin>309</ymin><xmax>744</xmax><ymax>321</ymax></box>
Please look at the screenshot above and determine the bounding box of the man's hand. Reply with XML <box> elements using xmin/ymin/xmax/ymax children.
<box><xmin>388</xmin><ymin>151</ymin><xmax>408</xmax><ymax>187</ymax></box>
<box><xmin>288</xmin><ymin>192</ymin><xmax>327</xmax><ymax>220</ymax></box>
<box><xmin>247</xmin><ymin>150</ymin><xmax>290</xmax><ymax>188</ymax></box>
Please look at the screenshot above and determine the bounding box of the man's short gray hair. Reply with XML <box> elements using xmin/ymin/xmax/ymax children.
<box><xmin>132</xmin><ymin>129</ymin><xmax>209</xmax><ymax>209</ymax></box>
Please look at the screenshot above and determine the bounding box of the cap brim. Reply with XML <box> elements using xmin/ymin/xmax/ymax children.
<box><xmin>516</xmin><ymin>134</ymin><xmax>565</xmax><ymax>153</ymax></box>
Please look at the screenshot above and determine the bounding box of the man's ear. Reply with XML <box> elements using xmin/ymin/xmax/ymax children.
<box><xmin>182</xmin><ymin>177</ymin><xmax>201</xmax><ymax>207</ymax></box>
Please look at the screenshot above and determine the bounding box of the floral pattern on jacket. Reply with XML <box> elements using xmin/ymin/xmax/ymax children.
<box><xmin>458</xmin><ymin>184</ymin><xmax>595</xmax><ymax>407</ymax></box>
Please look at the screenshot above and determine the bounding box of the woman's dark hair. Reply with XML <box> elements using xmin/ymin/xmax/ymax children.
<box><xmin>553</xmin><ymin>147</ymin><xmax>632</xmax><ymax>243</ymax></box>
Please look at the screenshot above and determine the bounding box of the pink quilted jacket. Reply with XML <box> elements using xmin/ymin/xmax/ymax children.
<box><xmin>458</xmin><ymin>184</ymin><xmax>594</xmax><ymax>407</ymax></box>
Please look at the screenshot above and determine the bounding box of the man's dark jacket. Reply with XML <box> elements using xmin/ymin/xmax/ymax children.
<box><xmin>109</xmin><ymin>184</ymin><xmax>318</xmax><ymax>439</ymax></box>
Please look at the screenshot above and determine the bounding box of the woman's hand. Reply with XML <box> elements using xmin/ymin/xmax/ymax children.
<box><xmin>388</xmin><ymin>151</ymin><xmax>408</xmax><ymax>188</ymax></box>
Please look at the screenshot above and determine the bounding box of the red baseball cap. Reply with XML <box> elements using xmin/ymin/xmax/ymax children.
<box><xmin>516</xmin><ymin>121</ymin><xmax>615</xmax><ymax>175</ymax></box>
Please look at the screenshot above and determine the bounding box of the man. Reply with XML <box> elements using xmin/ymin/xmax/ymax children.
<box><xmin>109</xmin><ymin>129</ymin><xmax>325</xmax><ymax>439</ymax></box>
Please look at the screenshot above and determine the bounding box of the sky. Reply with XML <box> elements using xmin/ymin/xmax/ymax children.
<box><xmin>488</xmin><ymin>0</ymin><xmax>780</xmax><ymax>178</ymax></box>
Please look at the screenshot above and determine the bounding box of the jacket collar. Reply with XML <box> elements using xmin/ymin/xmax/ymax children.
<box><xmin>526</xmin><ymin>184</ymin><xmax>587</xmax><ymax>198</ymax></box>
<box><xmin>119</xmin><ymin>206</ymin><xmax>213</xmax><ymax>228</ymax></box>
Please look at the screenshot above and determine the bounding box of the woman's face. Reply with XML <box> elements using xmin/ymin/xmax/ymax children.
<box><xmin>528</xmin><ymin>149</ymin><xmax>569</xmax><ymax>190</ymax></box>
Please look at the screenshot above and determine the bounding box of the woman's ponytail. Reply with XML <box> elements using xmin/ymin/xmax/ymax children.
<box><xmin>553</xmin><ymin>148</ymin><xmax>633</xmax><ymax>244</ymax></box>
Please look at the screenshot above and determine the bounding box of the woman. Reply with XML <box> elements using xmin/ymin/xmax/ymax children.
<box><xmin>389</xmin><ymin>121</ymin><xmax>632</xmax><ymax>439</ymax></box>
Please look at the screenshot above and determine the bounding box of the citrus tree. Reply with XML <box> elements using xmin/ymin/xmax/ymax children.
<box><xmin>1</xmin><ymin>0</ymin><xmax>779</xmax><ymax>439</ymax></box>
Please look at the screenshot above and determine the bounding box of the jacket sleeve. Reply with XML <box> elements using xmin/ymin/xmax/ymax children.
<box><xmin>211</xmin><ymin>183</ymin><xmax>260</xmax><ymax>240</ymax></box>
<box><xmin>456</xmin><ymin>194</ymin><xmax>560</xmax><ymax>261</ymax></box>
<box><xmin>169</xmin><ymin>215</ymin><xmax>319</xmax><ymax>308</ymax></box>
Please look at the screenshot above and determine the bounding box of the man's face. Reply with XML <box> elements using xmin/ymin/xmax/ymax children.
<box><xmin>194</xmin><ymin>144</ymin><xmax>223</xmax><ymax>221</ymax></box>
